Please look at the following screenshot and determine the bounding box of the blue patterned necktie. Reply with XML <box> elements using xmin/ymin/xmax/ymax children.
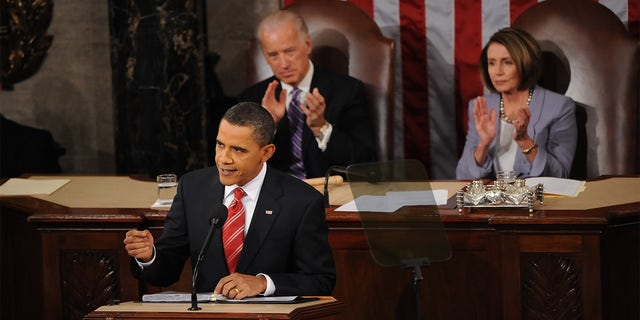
<box><xmin>287</xmin><ymin>88</ymin><xmax>306</xmax><ymax>179</ymax></box>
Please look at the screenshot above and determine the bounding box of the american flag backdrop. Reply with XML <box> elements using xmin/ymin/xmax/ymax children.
<box><xmin>284</xmin><ymin>0</ymin><xmax>639</xmax><ymax>179</ymax></box>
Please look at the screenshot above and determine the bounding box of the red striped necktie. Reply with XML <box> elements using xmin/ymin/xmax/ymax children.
<box><xmin>222</xmin><ymin>187</ymin><xmax>245</xmax><ymax>273</ymax></box>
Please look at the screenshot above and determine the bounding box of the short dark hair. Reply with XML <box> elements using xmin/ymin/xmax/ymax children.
<box><xmin>221</xmin><ymin>102</ymin><xmax>275</xmax><ymax>147</ymax></box>
<box><xmin>479</xmin><ymin>27</ymin><xmax>542</xmax><ymax>92</ymax></box>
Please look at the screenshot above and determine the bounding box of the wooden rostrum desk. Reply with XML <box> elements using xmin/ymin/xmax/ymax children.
<box><xmin>83</xmin><ymin>296</ymin><xmax>343</xmax><ymax>319</ymax></box>
<box><xmin>0</xmin><ymin>176</ymin><xmax>638</xmax><ymax>320</ymax></box>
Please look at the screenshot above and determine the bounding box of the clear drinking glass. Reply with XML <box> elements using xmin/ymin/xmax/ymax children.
<box><xmin>496</xmin><ymin>170</ymin><xmax>517</xmax><ymax>185</ymax></box>
<box><xmin>156</xmin><ymin>174</ymin><xmax>177</xmax><ymax>205</ymax></box>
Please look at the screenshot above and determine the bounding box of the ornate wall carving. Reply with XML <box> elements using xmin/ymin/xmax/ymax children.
<box><xmin>0</xmin><ymin>0</ymin><xmax>53</xmax><ymax>89</ymax></box>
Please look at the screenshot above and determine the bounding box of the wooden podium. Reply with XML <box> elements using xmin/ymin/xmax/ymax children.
<box><xmin>83</xmin><ymin>297</ymin><xmax>343</xmax><ymax>320</ymax></box>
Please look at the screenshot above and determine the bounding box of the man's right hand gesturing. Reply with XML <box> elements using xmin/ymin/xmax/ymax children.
<box><xmin>124</xmin><ymin>229</ymin><xmax>154</xmax><ymax>262</ymax></box>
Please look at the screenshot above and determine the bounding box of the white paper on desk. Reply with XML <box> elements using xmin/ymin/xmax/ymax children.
<box><xmin>525</xmin><ymin>177</ymin><xmax>586</xmax><ymax>197</ymax></box>
<box><xmin>211</xmin><ymin>294</ymin><xmax>301</xmax><ymax>303</ymax></box>
<box><xmin>337</xmin><ymin>195</ymin><xmax>394</xmax><ymax>212</ymax></box>
<box><xmin>0</xmin><ymin>178</ymin><xmax>70</xmax><ymax>196</ymax></box>
<box><xmin>142</xmin><ymin>291</ymin><xmax>211</xmax><ymax>302</ymax></box>
<box><xmin>386</xmin><ymin>190</ymin><xmax>448</xmax><ymax>206</ymax></box>
<box><xmin>336</xmin><ymin>190</ymin><xmax>448</xmax><ymax>212</ymax></box>
<box><xmin>150</xmin><ymin>199</ymin><xmax>172</xmax><ymax>210</ymax></box>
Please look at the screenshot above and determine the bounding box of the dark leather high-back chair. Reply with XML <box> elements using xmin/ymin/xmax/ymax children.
<box><xmin>246</xmin><ymin>0</ymin><xmax>395</xmax><ymax>160</ymax></box>
<box><xmin>513</xmin><ymin>0</ymin><xmax>639</xmax><ymax>179</ymax></box>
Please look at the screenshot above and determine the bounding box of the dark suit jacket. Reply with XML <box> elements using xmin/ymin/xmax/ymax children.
<box><xmin>238</xmin><ymin>68</ymin><xmax>377</xmax><ymax>178</ymax></box>
<box><xmin>132</xmin><ymin>165</ymin><xmax>336</xmax><ymax>296</ymax></box>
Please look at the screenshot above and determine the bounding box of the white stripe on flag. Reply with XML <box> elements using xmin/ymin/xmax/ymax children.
<box><xmin>427</xmin><ymin>0</ymin><xmax>458</xmax><ymax>179</ymax></box>
<box><xmin>373</xmin><ymin>0</ymin><xmax>403</xmax><ymax>159</ymax></box>
<box><xmin>482</xmin><ymin>0</ymin><xmax>510</xmax><ymax>96</ymax></box>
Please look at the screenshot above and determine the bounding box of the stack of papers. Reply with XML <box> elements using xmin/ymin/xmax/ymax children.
<box><xmin>210</xmin><ymin>294</ymin><xmax>308</xmax><ymax>303</ymax></box>
<box><xmin>150</xmin><ymin>199</ymin><xmax>172</xmax><ymax>210</ymax></box>
<box><xmin>142</xmin><ymin>291</ymin><xmax>307</xmax><ymax>303</ymax></box>
<box><xmin>525</xmin><ymin>177</ymin><xmax>586</xmax><ymax>197</ymax></box>
<box><xmin>0</xmin><ymin>178</ymin><xmax>70</xmax><ymax>196</ymax></box>
<box><xmin>142</xmin><ymin>291</ymin><xmax>210</xmax><ymax>302</ymax></box>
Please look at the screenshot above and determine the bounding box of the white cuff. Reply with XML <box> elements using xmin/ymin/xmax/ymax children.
<box><xmin>257</xmin><ymin>273</ymin><xmax>276</xmax><ymax>296</ymax></box>
<box><xmin>315</xmin><ymin>122</ymin><xmax>333</xmax><ymax>151</ymax></box>
<box><xmin>135</xmin><ymin>245</ymin><xmax>156</xmax><ymax>270</ymax></box>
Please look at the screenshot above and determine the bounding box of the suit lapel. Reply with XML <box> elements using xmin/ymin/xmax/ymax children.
<box><xmin>205</xmin><ymin>170</ymin><xmax>227</xmax><ymax>270</ymax></box>
<box><xmin>528</xmin><ymin>86</ymin><xmax>544</xmax><ymax>136</ymax></box>
<box><xmin>487</xmin><ymin>89</ymin><xmax>543</xmax><ymax>147</ymax></box>
<box><xmin>236</xmin><ymin>167</ymin><xmax>283</xmax><ymax>272</ymax></box>
<box><xmin>487</xmin><ymin>93</ymin><xmax>501</xmax><ymax>150</ymax></box>
<box><xmin>310</xmin><ymin>69</ymin><xmax>334</xmax><ymax>116</ymax></box>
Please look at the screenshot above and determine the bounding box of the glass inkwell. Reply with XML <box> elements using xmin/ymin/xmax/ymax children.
<box><xmin>456</xmin><ymin>175</ymin><xmax>544</xmax><ymax>213</ymax></box>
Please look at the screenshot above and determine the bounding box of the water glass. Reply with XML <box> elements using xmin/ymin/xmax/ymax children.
<box><xmin>156</xmin><ymin>174</ymin><xmax>177</xmax><ymax>205</ymax></box>
<box><xmin>496</xmin><ymin>170</ymin><xmax>516</xmax><ymax>184</ymax></box>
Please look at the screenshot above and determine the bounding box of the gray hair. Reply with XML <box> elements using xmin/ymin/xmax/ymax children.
<box><xmin>256</xmin><ymin>10</ymin><xmax>309</xmax><ymax>44</ymax></box>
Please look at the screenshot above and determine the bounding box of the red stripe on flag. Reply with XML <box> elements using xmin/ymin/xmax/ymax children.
<box><xmin>510</xmin><ymin>0</ymin><xmax>539</xmax><ymax>23</ymax></box>
<box><xmin>454</xmin><ymin>1</ymin><xmax>484</xmax><ymax>156</ymax></box>
<box><xmin>400</xmin><ymin>1</ymin><xmax>431</xmax><ymax>169</ymax></box>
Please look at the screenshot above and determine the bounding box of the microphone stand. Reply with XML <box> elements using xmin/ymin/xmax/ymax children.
<box><xmin>189</xmin><ymin>211</ymin><xmax>225</xmax><ymax>311</ymax></box>
<box><xmin>323</xmin><ymin>164</ymin><xmax>382</xmax><ymax>208</ymax></box>
<box><xmin>323</xmin><ymin>166</ymin><xmax>346</xmax><ymax>208</ymax></box>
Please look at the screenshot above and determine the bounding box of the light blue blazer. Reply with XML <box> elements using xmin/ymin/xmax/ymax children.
<box><xmin>456</xmin><ymin>86</ymin><xmax>577</xmax><ymax>180</ymax></box>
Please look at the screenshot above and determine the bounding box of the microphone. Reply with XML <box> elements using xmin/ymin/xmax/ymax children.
<box><xmin>189</xmin><ymin>203</ymin><xmax>227</xmax><ymax>311</ymax></box>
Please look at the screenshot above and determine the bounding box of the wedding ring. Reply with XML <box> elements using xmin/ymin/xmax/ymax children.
<box><xmin>233</xmin><ymin>288</ymin><xmax>240</xmax><ymax>295</ymax></box>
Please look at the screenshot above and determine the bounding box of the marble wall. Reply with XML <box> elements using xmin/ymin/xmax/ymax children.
<box><xmin>1</xmin><ymin>0</ymin><xmax>115</xmax><ymax>174</ymax></box>
<box><xmin>0</xmin><ymin>0</ymin><xmax>279</xmax><ymax>175</ymax></box>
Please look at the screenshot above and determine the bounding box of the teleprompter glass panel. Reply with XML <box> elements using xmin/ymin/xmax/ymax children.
<box><xmin>346</xmin><ymin>159</ymin><xmax>452</xmax><ymax>267</ymax></box>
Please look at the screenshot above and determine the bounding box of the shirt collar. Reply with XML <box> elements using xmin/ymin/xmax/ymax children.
<box><xmin>280</xmin><ymin>60</ymin><xmax>314</xmax><ymax>96</ymax></box>
<box><xmin>223</xmin><ymin>162</ymin><xmax>267</xmax><ymax>202</ymax></box>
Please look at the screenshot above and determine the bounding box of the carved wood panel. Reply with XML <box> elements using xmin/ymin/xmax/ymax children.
<box><xmin>521</xmin><ymin>253</ymin><xmax>582</xmax><ymax>320</ymax></box>
<box><xmin>60</xmin><ymin>250</ymin><xmax>120</xmax><ymax>320</ymax></box>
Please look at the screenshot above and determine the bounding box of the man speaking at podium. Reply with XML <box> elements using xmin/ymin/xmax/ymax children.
<box><xmin>123</xmin><ymin>102</ymin><xmax>335</xmax><ymax>299</ymax></box>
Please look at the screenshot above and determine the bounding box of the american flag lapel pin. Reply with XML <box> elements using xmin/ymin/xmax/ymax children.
<box><xmin>265</xmin><ymin>210</ymin><xmax>273</xmax><ymax>215</ymax></box>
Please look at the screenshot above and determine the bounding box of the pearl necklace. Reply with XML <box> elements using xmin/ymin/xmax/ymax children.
<box><xmin>500</xmin><ymin>88</ymin><xmax>533</xmax><ymax>124</ymax></box>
